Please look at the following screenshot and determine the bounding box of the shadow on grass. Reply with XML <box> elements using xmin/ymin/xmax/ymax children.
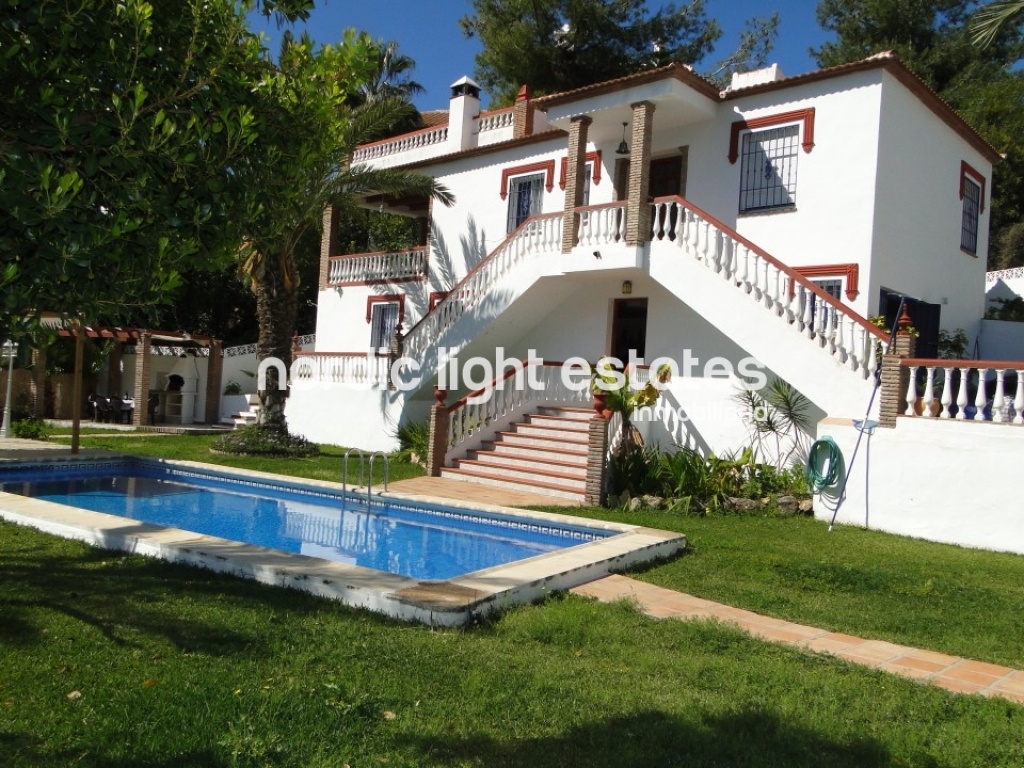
<box><xmin>0</xmin><ymin>528</ymin><xmax>329</xmax><ymax>656</ymax></box>
<box><xmin>402</xmin><ymin>709</ymin><xmax>890</xmax><ymax>768</ymax></box>
<box><xmin>0</xmin><ymin>731</ymin><xmax>228</xmax><ymax>768</ymax></box>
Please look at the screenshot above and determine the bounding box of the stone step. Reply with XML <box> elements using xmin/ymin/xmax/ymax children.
<box><xmin>464</xmin><ymin>451</ymin><xmax>587</xmax><ymax>474</ymax></box>
<box><xmin>482</xmin><ymin>440</ymin><xmax>588</xmax><ymax>463</ymax></box>
<box><xmin>536</xmin><ymin>405</ymin><xmax>594</xmax><ymax>421</ymax></box>
<box><xmin>440</xmin><ymin>466</ymin><xmax>585</xmax><ymax>502</ymax></box>
<box><xmin>451</xmin><ymin>458</ymin><xmax>586</xmax><ymax>485</ymax></box>
<box><xmin>505</xmin><ymin>422</ymin><xmax>589</xmax><ymax>440</ymax></box>
<box><xmin>525</xmin><ymin>413</ymin><xmax>592</xmax><ymax>432</ymax></box>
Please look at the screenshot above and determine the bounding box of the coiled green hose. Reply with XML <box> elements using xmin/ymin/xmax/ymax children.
<box><xmin>806</xmin><ymin>437</ymin><xmax>841</xmax><ymax>492</ymax></box>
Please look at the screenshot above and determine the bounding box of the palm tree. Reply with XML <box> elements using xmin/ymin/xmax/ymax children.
<box><xmin>240</xmin><ymin>33</ymin><xmax>452</xmax><ymax>433</ymax></box>
<box><xmin>972</xmin><ymin>1</ymin><xmax>1024</xmax><ymax>47</ymax></box>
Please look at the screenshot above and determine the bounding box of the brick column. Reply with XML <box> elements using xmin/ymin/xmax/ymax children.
<box><xmin>512</xmin><ymin>85</ymin><xmax>534</xmax><ymax>139</ymax></box>
<box><xmin>561</xmin><ymin>115</ymin><xmax>592</xmax><ymax>254</ymax></box>
<box><xmin>584</xmin><ymin>415</ymin><xmax>609</xmax><ymax>506</ymax></box>
<box><xmin>625</xmin><ymin>101</ymin><xmax>655</xmax><ymax>246</ymax></box>
<box><xmin>30</xmin><ymin>345</ymin><xmax>47</xmax><ymax>417</ymax></box>
<box><xmin>132</xmin><ymin>332</ymin><xmax>152</xmax><ymax>426</ymax></box>
<box><xmin>878</xmin><ymin>306</ymin><xmax>917</xmax><ymax>428</ymax></box>
<box><xmin>318</xmin><ymin>205</ymin><xmax>337</xmax><ymax>290</ymax></box>
<box><xmin>204</xmin><ymin>339</ymin><xmax>223</xmax><ymax>424</ymax></box>
<box><xmin>426</xmin><ymin>386</ymin><xmax>449</xmax><ymax>477</ymax></box>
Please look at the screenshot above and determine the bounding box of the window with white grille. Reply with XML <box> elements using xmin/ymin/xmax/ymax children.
<box><xmin>369</xmin><ymin>301</ymin><xmax>400</xmax><ymax>351</ymax></box>
<box><xmin>506</xmin><ymin>173</ymin><xmax>545</xmax><ymax>232</ymax></box>
<box><xmin>739</xmin><ymin>124</ymin><xmax>799</xmax><ymax>213</ymax></box>
<box><xmin>961</xmin><ymin>177</ymin><xmax>981</xmax><ymax>254</ymax></box>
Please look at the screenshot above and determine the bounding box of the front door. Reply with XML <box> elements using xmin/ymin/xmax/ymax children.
<box><xmin>611</xmin><ymin>298</ymin><xmax>649</xmax><ymax>364</ymax></box>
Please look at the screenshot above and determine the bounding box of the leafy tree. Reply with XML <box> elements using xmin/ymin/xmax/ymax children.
<box><xmin>813</xmin><ymin>0</ymin><xmax>1024</xmax><ymax>263</ymax></box>
<box><xmin>459</xmin><ymin>0</ymin><xmax>778</xmax><ymax>105</ymax></box>
<box><xmin>972</xmin><ymin>0</ymin><xmax>1024</xmax><ymax>46</ymax></box>
<box><xmin>236</xmin><ymin>31</ymin><xmax>452</xmax><ymax>431</ymax></box>
<box><xmin>0</xmin><ymin>0</ymin><xmax>312</xmax><ymax>340</ymax></box>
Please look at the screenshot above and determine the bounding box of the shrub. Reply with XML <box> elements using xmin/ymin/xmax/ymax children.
<box><xmin>223</xmin><ymin>380</ymin><xmax>244</xmax><ymax>395</ymax></box>
<box><xmin>393</xmin><ymin>419</ymin><xmax>429</xmax><ymax>464</ymax></box>
<box><xmin>212</xmin><ymin>425</ymin><xmax>319</xmax><ymax>457</ymax></box>
<box><xmin>12</xmin><ymin>415</ymin><xmax>49</xmax><ymax>441</ymax></box>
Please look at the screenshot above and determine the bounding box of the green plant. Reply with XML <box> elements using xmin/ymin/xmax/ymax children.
<box><xmin>608</xmin><ymin>444</ymin><xmax>664</xmax><ymax>497</ymax></box>
<box><xmin>212</xmin><ymin>425</ymin><xmax>320</xmax><ymax>457</ymax></box>
<box><xmin>223</xmin><ymin>380</ymin><xmax>244</xmax><ymax>396</ymax></box>
<box><xmin>734</xmin><ymin>378</ymin><xmax>812</xmax><ymax>471</ymax></box>
<box><xmin>393</xmin><ymin>419</ymin><xmax>429</xmax><ymax>464</ymax></box>
<box><xmin>938</xmin><ymin>328</ymin><xmax>969</xmax><ymax>359</ymax></box>
<box><xmin>592</xmin><ymin>362</ymin><xmax>671</xmax><ymax>454</ymax></box>
<box><xmin>11</xmin><ymin>414</ymin><xmax>49</xmax><ymax>441</ymax></box>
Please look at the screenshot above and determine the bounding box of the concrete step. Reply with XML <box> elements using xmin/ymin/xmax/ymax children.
<box><xmin>524</xmin><ymin>413</ymin><xmax>592</xmax><ymax>432</ymax></box>
<box><xmin>536</xmin><ymin>405</ymin><xmax>593</xmax><ymax>421</ymax></box>
<box><xmin>504</xmin><ymin>422</ymin><xmax>589</xmax><ymax>440</ymax></box>
<box><xmin>440</xmin><ymin>466</ymin><xmax>585</xmax><ymax>502</ymax></box>
<box><xmin>464</xmin><ymin>451</ymin><xmax>586</xmax><ymax>474</ymax></box>
<box><xmin>482</xmin><ymin>440</ymin><xmax>588</xmax><ymax>463</ymax></box>
<box><xmin>492</xmin><ymin>429</ymin><xmax>589</xmax><ymax>449</ymax></box>
<box><xmin>451</xmin><ymin>458</ymin><xmax>586</xmax><ymax>485</ymax></box>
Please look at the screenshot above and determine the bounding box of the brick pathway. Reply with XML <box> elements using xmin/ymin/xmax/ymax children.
<box><xmin>573</xmin><ymin>574</ymin><xmax>1024</xmax><ymax>705</ymax></box>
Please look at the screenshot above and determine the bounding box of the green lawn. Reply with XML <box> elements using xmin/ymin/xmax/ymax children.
<box><xmin>2</xmin><ymin>433</ymin><xmax>1023</xmax><ymax>766</ymax></box>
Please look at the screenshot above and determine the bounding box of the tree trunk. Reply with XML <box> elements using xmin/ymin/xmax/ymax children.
<box><xmin>255</xmin><ymin>245</ymin><xmax>298</xmax><ymax>431</ymax></box>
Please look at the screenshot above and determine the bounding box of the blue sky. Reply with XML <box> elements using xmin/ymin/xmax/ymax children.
<box><xmin>250</xmin><ymin>1</ymin><xmax>833</xmax><ymax>110</ymax></box>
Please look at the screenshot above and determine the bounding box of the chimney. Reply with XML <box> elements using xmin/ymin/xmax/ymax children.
<box><xmin>728</xmin><ymin>63</ymin><xmax>786</xmax><ymax>92</ymax></box>
<box><xmin>448</xmin><ymin>76</ymin><xmax>481</xmax><ymax>151</ymax></box>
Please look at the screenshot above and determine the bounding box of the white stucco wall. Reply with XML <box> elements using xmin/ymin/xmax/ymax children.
<box><xmin>870</xmin><ymin>71</ymin><xmax>990</xmax><ymax>336</ymax></box>
<box><xmin>978</xmin><ymin>319</ymin><xmax>1024</xmax><ymax>361</ymax></box>
<box><xmin>817</xmin><ymin>417</ymin><xmax>1024</xmax><ymax>556</ymax></box>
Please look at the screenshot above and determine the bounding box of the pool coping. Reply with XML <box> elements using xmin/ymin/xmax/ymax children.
<box><xmin>0</xmin><ymin>455</ymin><xmax>686</xmax><ymax>626</ymax></box>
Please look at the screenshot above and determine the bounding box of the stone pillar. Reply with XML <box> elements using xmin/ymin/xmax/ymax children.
<box><xmin>132</xmin><ymin>332</ymin><xmax>152</xmax><ymax>426</ymax></box>
<box><xmin>562</xmin><ymin>115</ymin><xmax>592</xmax><ymax>254</ymax></box>
<box><xmin>512</xmin><ymin>85</ymin><xmax>534</xmax><ymax>139</ymax></box>
<box><xmin>426</xmin><ymin>386</ymin><xmax>449</xmax><ymax>477</ymax></box>
<box><xmin>30</xmin><ymin>345</ymin><xmax>47</xmax><ymax>417</ymax></box>
<box><xmin>878</xmin><ymin>306</ymin><xmax>917</xmax><ymax>428</ymax></box>
<box><xmin>585</xmin><ymin>416</ymin><xmax>609</xmax><ymax>506</ymax></box>
<box><xmin>625</xmin><ymin>101</ymin><xmax>655</xmax><ymax>246</ymax></box>
<box><xmin>204</xmin><ymin>339</ymin><xmax>223</xmax><ymax>424</ymax></box>
<box><xmin>318</xmin><ymin>205</ymin><xmax>337</xmax><ymax>290</ymax></box>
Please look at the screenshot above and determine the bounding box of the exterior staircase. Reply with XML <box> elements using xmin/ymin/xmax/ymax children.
<box><xmin>220</xmin><ymin>394</ymin><xmax>261</xmax><ymax>428</ymax></box>
<box><xmin>441</xmin><ymin>406</ymin><xmax>590</xmax><ymax>502</ymax></box>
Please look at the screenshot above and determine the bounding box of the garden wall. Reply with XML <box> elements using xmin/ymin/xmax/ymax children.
<box><xmin>815</xmin><ymin>417</ymin><xmax>1024</xmax><ymax>556</ymax></box>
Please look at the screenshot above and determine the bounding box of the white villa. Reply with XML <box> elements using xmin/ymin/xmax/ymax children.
<box><xmin>287</xmin><ymin>53</ymin><xmax>1024</xmax><ymax>554</ymax></box>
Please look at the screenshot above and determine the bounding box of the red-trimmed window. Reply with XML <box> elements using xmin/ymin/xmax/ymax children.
<box><xmin>558</xmin><ymin>151</ymin><xmax>602</xmax><ymax>192</ymax></box>
<box><xmin>501</xmin><ymin>160</ymin><xmax>555</xmax><ymax>233</ymax></box>
<box><xmin>960</xmin><ymin>161</ymin><xmax>986</xmax><ymax>256</ymax></box>
<box><xmin>366</xmin><ymin>294</ymin><xmax>405</xmax><ymax>351</ymax></box>
<box><xmin>792</xmin><ymin>264</ymin><xmax>860</xmax><ymax>301</ymax></box>
<box><xmin>731</xmin><ymin>109</ymin><xmax>815</xmax><ymax>214</ymax></box>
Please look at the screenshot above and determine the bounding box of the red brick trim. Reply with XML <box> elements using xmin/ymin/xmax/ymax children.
<box><xmin>500</xmin><ymin>160</ymin><xmax>555</xmax><ymax>200</ymax></box>
<box><xmin>365</xmin><ymin>294</ymin><xmax>406</xmax><ymax>325</ymax></box>
<box><xmin>791</xmin><ymin>263</ymin><xmax>860</xmax><ymax>301</ymax></box>
<box><xmin>428</xmin><ymin>291</ymin><xmax>449</xmax><ymax>311</ymax></box>
<box><xmin>960</xmin><ymin>160</ymin><xmax>987</xmax><ymax>214</ymax></box>
<box><xmin>558</xmin><ymin>151</ymin><xmax>602</xmax><ymax>190</ymax></box>
<box><xmin>729</xmin><ymin>108</ymin><xmax>815</xmax><ymax>164</ymax></box>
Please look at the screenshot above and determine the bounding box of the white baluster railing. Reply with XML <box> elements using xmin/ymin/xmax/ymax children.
<box><xmin>577</xmin><ymin>202</ymin><xmax>626</xmax><ymax>246</ymax></box>
<box><xmin>899</xmin><ymin>359</ymin><xmax>1024</xmax><ymax>424</ymax></box>
<box><xmin>650</xmin><ymin>197</ymin><xmax>888</xmax><ymax>380</ymax></box>
<box><xmin>446</xmin><ymin>361</ymin><xmax>590</xmax><ymax>452</ymax></box>
<box><xmin>403</xmin><ymin>213</ymin><xmax>564</xmax><ymax>364</ymax></box>
<box><xmin>476</xmin><ymin>109</ymin><xmax>514</xmax><ymax>134</ymax></box>
<box><xmin>351</xmin><ymin>125</ymin><xmax>449</xmax><ymax>163</ymax></box>
<box><xmin>327</xmin><ymin>248</ymin><xmax>428</xmax><ymax>286</ymax></box>
<box><xmin>291</xmin><ymin>353</ymin><xmax>390</xmax><ymax>387</ymax></box>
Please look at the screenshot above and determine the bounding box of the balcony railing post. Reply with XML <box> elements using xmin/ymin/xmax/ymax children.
<box><xmin>426</xmin><ymin>387</ymin><xmax>449</xmax><ymax>477</ymax></box>
<box><xmin>879</xmin><ymin>306</ymin><xmax>916</xmax><ymax>428</ymax></box>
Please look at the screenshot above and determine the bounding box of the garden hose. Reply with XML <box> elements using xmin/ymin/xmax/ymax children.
<box><xmin>806</xmin><ymin>437</ymin><xmax>842</xmax><ymax>493</ymax></box>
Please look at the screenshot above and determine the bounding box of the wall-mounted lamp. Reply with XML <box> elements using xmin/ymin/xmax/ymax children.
<box><xmin>621</xmin><ymin>280</ymin><xmax>633</xmax><ymax>295</ymax></box>
<box><xmin>616</xmin><ymin>122</ymin><xmax>630</xmax><ymax>155</ymax></box>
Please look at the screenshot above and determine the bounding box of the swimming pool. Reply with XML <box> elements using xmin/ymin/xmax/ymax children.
<box><xmin>0</xmin><ymin>457</ymin><xmax>686</xmax><ymax>625</ymax></box>
<box><xmin>0</xmin><ymin>460</ymin><xmax>607</xmax><ymax>581</ymax></box>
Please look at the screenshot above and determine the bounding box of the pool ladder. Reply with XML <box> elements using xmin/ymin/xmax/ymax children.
<box><xmin>342</xmin><ymin>448</ymin><xmax>389</xmax><ymax>501</ymax></box>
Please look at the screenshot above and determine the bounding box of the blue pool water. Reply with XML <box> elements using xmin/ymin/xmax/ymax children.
<box><xmin>0</xmin><ymin>461</ymin><xmax>606</xmax><ymax>580</ymax></box>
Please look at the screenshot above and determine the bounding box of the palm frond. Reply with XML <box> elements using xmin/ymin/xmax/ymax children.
<box><xmin>971</xmin><ymin>0</ymin><xmax>1024</xmax><ymax>48</ymax></box>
